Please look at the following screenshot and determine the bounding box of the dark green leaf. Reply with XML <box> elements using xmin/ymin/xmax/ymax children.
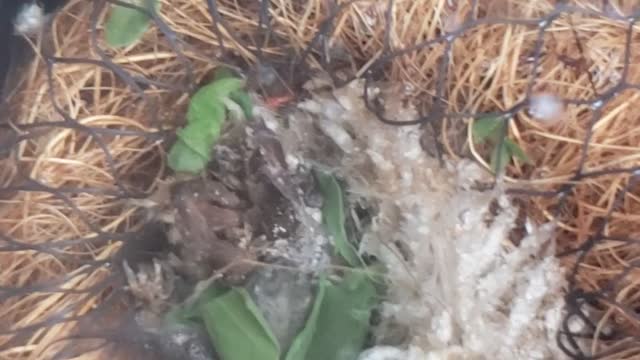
<box><xmin>315</xmin><ymin>171</ymin><xmax>361</xmax><ymax>267</ymax></box>
<box><xmin>198</xmin><ymin>288</ymin><xmax>280</xmax><ymax>360</ymax></box>
<box><xmin>504</xmin><ymin>138</ymin><xmax>531</xmax><ymax>164</ymax></box>
<box><xmin>240</xmin><ymin>289</ymin><xmax>281</xmax><ymax>349</ymax></box>
<box><xmin>285</xmin><ymin>277</ymin><xmax>328</xmax><ymax>360</ymax></box>
<box><xmin>105</xmin><ymin>0</ymin><xmax>159</xmax><ymax>48</ymax></box>
<box><xmin>472</xmin><ymin>116</ymin><xmax>503</xmax><ymax>144</ymax></box>
<box><xmin>490</xmin><ymin>140</ymin><xmax>511</xmax><ymax>175</ymax></box>
<box><xmin>305</xmin><ymin>273</ymin><xmax>377</xmax><ymax>360</ymax></box>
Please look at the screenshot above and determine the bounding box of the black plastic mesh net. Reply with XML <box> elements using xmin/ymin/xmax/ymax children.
<box><xmin>1</xmin><ymin>0</ymin><xmax>640</xmax><ymax>359</ymax></box>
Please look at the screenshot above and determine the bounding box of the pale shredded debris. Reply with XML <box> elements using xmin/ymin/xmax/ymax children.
<box><xmin>272</xmin><ymin>78</ymin><xmax>571</xmax><ymax>359</ymax></box>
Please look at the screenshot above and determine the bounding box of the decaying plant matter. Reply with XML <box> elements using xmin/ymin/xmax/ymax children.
<box><xmin>4</xmin><ymin>0</ymin><xmax>640</xmax><ymax>359</ymax></box>
<box><xmin>115</xmin><ymin>113</ymin><xmax>336</xmax><ymax>358</ymax></box>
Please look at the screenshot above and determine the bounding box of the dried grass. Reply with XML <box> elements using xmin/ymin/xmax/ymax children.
<box><xmin>2</xmin><ymin>0</ymin><xmax>640</xmax><ymax>358</ymax></box>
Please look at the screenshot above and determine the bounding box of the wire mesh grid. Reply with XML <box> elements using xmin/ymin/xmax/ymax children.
<box><xmin>1</xmin><ymin>0</ymin><xmax>640</xmax><ymax>359</ymax></box>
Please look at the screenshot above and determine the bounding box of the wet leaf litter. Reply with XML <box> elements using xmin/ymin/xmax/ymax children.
<box><xmin>116</xmin><ymin>68</ymin><xmax>382</xmax><ymax>360</ymax></box>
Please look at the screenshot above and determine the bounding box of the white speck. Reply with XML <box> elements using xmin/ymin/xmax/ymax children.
<box><xmin>568</xmin><ymin>315</ymin><xmax>586</xmax><ymax>333</ymax></box>
<box><xmin>367</xmin><ymin>150</ymin><xmax>394</xmax><ymax>170</ymax></box>
<box><xmin>308</xmin><ymin>208</ymin><xmax>322</xmax><ymax>222</ymax></box>
<box><xmin>272</xmin><ymin>225</ymin><xmax>287</xmax><ymax>236</ymax></box>
<box><xmin>403</xmin><ymin>83</ymin><xmax>415</xmax><ymax>95</ymax></box>
<box><xmin>261</xmin><ymin>109</ymin><xmax>280</xmax><ymax>131</ymax></box>
<box><xmin>286</xmin><ymin>154</ymin><xmax>300</xmax><ymax>169</ymax></box>
<box><xmin>317</xmin><ymin>120</ymin><xmax>355</xmax><ymax>153</ymax></box>
<box><xmin>433</xmin><ymin>311</ymin><xmax>453</xmax><ymax>343</ymax></box>
<box><xmin>417</xmin><ymin>226</ymin><xmax>429</xmax><ymax>235</ymax></box>
<box><xmin>538</xmin><ymin>20</ymin><xmax>548</xmax><ymax>28</ymax></box>
<box><xmin>14</xmin><ymin>3</ymin><xmax>47</xmax><ymax>35</ymax></box>
<box><xmin>171</xmin><ymin>332</ymin><xmax>190</xmax><ymax>346</ymax></box>
<box><xmin>591</xmin><ymin>100</ymin><xmax>604</xmax><ymax>109</ymax></box>
<box><xmin>528</xmin><ymin>93</ymin><xmax>563</xmax><ymax>122</ymax></box>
